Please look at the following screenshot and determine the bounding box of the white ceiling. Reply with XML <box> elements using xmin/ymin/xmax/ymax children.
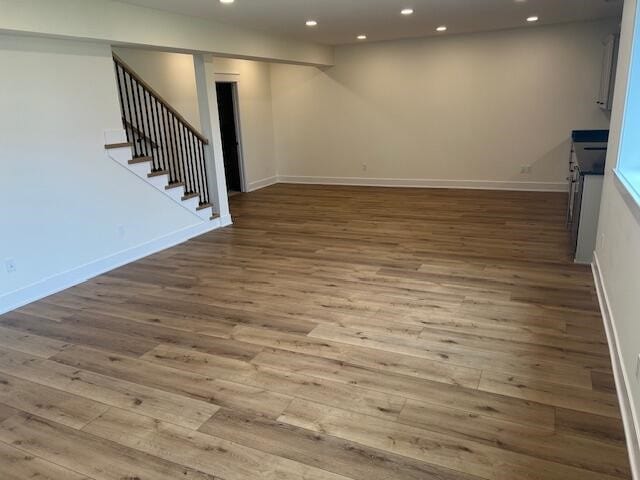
<box><xmin>120</xmin><ymin>0</ymin><xmax>623</xmax><ymax>46</ymax></box>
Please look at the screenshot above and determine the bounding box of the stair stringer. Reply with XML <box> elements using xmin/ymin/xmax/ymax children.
<box><xmin>104</xmin><ymin>130</ymin><xmax>215</xmax><ymax>221</ymax></box>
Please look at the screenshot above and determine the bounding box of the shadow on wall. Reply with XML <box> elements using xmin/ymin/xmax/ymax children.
<box><xmin>524</xmin><ymin>138</ymin><xmax>573</xmax><ymax>183</ymax></box>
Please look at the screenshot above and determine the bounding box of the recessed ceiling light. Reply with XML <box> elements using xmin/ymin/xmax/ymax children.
<box><xmin>527</xmin><ymin>16</ymin><xmax>539</xmax><ymax>22</ymax></box>
<box><xmin>436</xmin><ymin>25</ymin><xmax>447</xmax><ymax>32</ymax></box>
<box><xmin>357</xmin><ymin>35</ymin><xmax>367</xmax><ymax>40</ymax></box>
<box><xmin>401</xmin><ymin>8</ymin><xmax>414</xmax><ymax>15</ymax></box>
<box><xmin>219</xmin><ymin>0</ymin><xmax>234</xmax><ymax>3</ymax></box>
<box><xmin>306</xmin><ymin>20</ymin><xmax>318</xmax><ymax>27</ymax></box>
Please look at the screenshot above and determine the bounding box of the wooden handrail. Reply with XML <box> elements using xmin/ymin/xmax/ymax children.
<box><xmin>113</xmin><ymin>53</ymin><xmax>209</xmax><ymax>145</ymax></box>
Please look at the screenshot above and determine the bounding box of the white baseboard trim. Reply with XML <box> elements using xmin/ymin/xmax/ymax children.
<box><xmin>592</xmin><ymin>253</ymin><xmax>640</xmax><ymax>479</ymax></box>
<box><xmin>240</xmin><ymin>175</ymin><xmax>568</xmax><ymax>193</ymax></box>
<box><xmin>0</xmin><ymin>219</ymin><xmax>227</xmax><ymax>315</ymax></box>
<box><xmin>247</xmin><ymin>176</ymin><xmax>279</xmax><ymax>192</ymax></box>
<box><xmin>276</xmin><ymin>175</ymin><xmax>568</xmax><ymax>192</ymax></box>
<box><xmin>218</xmin><ymin>214</ymin><xmax>233</xmax><ymax>227</ymax></box>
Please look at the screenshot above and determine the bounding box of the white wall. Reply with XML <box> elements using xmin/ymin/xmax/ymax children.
<box><xmin>115</xmin><ymin>21</ymin><xmax>616</xmax><ymax>192</ymax></box>
<box><xmin>113</xmin><ymin>48</ymin><xmax>278</xmax><ymax>190</ymax></box>
<box><xmin>270</xmin><ymin>20</ymin><xmax>617</xmax><ymax>190</ymax></box>
<box><xmin>114</xmin><ymin>47</ymin><xmax>202</xmax><ymax>130</ymax></box>
<box><xmin>0</xmin><ymin>0</ymin><xmax>333</xmax><ymax>66</ymax></box>
<box><xmin>0</xmin><ymin>34</ymin><xmax>208</xmax><ymax>312</ymax></box>
<box><xmin>594</xmin><ymin>0</ymin><xmax>640</xmax><ymax>473</ymax></box>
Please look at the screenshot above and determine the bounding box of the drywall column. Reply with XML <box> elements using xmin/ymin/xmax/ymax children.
<box><xmin>194</xmin><ymin>54</ymin><xmax>231</xmax><ymax>224</ymax></box>
<box><xmin>593</xmin><ymin>0</ymin><xmax>640</xmax><ymax>475</ymax></box>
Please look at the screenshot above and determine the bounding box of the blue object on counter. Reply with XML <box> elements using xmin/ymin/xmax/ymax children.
<box><xmin>571</xmin><ymin>130</ymin><xmax>610</xmax><ymax>143</ymax></box>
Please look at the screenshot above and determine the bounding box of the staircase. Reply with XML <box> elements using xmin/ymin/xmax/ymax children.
<box><xmin>105</xmin><ymin>54</ymin><xmax>216</xmax><ymax>221</ymax></box>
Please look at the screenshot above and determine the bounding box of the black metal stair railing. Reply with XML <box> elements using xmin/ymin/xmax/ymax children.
<box><xmin>113</xmin><ymin>54</ymin><xmax>211</xmax><ymax>207</ymax></box>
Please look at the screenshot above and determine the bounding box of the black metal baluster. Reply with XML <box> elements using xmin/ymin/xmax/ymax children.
<box><xmin>194</xmin><ymin>136</ymin><xmax>206</xmax><ymax>204</ymax></box>
<box><xmin>132</xmin><ymin>78</ymin><xmax>146</xmax><ymax>158</ymax></box>
<box><xmin>164</xmin><ymin>106</ymin><xmax>177</xmax><ymax>184</ymax></box>
<box><xmin>123</xmin><ymin>71</ymin><xmax>135</xmax><ymax>148</ymax></box>
<box><xmin>138</xmin><ymin>83</ymin><xmax>149</xmax><ymax>159</ymax></box>
<box><xmin>186</xmin><ymin>132</ymin><xmax>198</xmax><ymax>202</ymax></box>
<box><xmin>189</xmin><ymin>134</ymin><xmax>198</xmax><ymax>200</ymax></box>
<box><xmin>125</xmin><ymin>73</ymin><xmax>139</xmax><ymax>157</ymax></box>
<box><xmin>114</xmin><ymin>65</ymin><xmax>129</xmax><ymax>143</ymax></box>
<box><xmin>150</xmin><ymin>96</ymin><xmax>164</xmax><ymax>173</ymax></box>
<box><xmin>121</xmin><ymin>69</ymin><xmax>132</xmax><ymax>144</ymax></box>
<box><xmin>139</xmin><ymin>88</ymin><xmax>150</xmax><ymax>163</ymax></box>
<box><xmin>199</xmin><ymin>142</ymin><xmax>210</xmax><ymax>204</ymax></box>
<box><xmin>131</xmin><ymin>78</ymin><xmax>142</xmax><ymax>157</ymax></box>
<box><xmin>175</xmin><ymin>117</ymin><xmax>188</xmax><ymax>192</ymax></box>
<box><xmin>159</xmin><ymin>105</ymin><xmax>169</xmax><ymax>180</ymax></box>
<box><xmin>194</xmin><ymin>138</ymin><xmax>203</xmax><ymax>202</ymax></box>
<box><xmin>176</xmin><ymin>120</ymin><xmax>186</xmax><ymax>192</ymax></box>
<box><xmin>160</xmin><ymin>105</ymin><xmax>170</xmax><ymax>181</ymax></box>
<box><xmin>168</xmin><ymin>113</ymin><xmax>181</xmax><ymax>187</ymax></box>
<box><xmin>146</xmin><ymin>92</ymin><xmax>158</xmax><ymax>170</ymax></box>
<box><xmin>176</xmin><ymin>115</ymin><xmax>186</xmax><ymax>188</ymax></box>
<box><xmin>141</xmin><ymin>89</ymin><xmax>156</xmax><ymax>169</ymax></box>
<box><xmin>180</xmin><ymin>125</ymin><xmax>194</xmax><ymax>197</ymax></box>
<box><xmin>161</xmin><ymin>102</ymin><xmax>170</xmax><ymax>177</ymax></box>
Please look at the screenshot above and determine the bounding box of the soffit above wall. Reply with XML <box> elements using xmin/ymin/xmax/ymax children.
<box><xmin>0</xmin><ymin>0</ymin><xmax>333</xmax><ymax>66</ymax></box>
<box><xmin>119</xmin><ymin>0</ymin><xmax>623</xmax><ymax>45</ymax></box>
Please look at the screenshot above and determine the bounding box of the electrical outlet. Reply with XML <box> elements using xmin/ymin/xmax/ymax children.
<box><xmin>4</xmin><ymin>258</ymin><xmax>16</xmax><ymax>274</ymax></box>
<box><xmin>362</xmin><ymin>163</ymin><xmax>368</xmax><ymax>172</ymax></box>
<box><xmin>520</xmin><ymin>165</ymin><xmax>532</xmax><ymax>174</ymax></box>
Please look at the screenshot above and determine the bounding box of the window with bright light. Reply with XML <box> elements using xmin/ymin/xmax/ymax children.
<box><xmin>617</xmin><ymin>2</ymin><xmax>640</xmax><ymax>203</ymax></box>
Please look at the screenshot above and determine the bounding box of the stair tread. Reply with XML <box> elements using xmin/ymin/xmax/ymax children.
<box><xmin>165</xmin><ymin>182</ymin><xmax>185</xmax><ymax>190</ymax></box>
<box><xmin>196</xmin><ymin>203</ymin><xmax>213</xmax><ymax>211</ymax></box>
<box><xmin>128</xmin><ymin>156</ymin><xmax>153</xmax><ymax>165</ymax></box>
<box><xmin>210</xmin><ymin>214</ymin><xmax>220</xmax><ymax>221</ymax></box>
<box><xmin>182</xmin><ymin>192</ymin><xmax>200</xmax><ymax>201</ymax></box>
<box><xmin>148</xmin><ymin>170</ymin><xmax>169</xmax><ymax>178</ymax></box>
<box><xmin>105</xmin><ymin>142</ymin><xmax>132</xmax><ymax>150</ymax></box>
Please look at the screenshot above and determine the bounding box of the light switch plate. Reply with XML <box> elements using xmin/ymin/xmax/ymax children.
<box><xmin>4</xmin><ymin>258</ymin><xmax>16</xmax><ymax>274</ymax></box>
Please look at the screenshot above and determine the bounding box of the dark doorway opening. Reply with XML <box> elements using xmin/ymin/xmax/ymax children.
<box><xmin>216</xmin><ymin>82</ymin><xmax>243</xmax><ymax>193</ymax></box>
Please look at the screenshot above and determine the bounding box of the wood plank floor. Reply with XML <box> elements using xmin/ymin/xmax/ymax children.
<box><xmin>0</xmin><ymin>184</ymin><xmax>630</xmax><ymax>479</ymax></box>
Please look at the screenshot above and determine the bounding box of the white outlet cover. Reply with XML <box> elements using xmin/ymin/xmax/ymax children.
<box><xmin>4</xmin><ymin>258</ymin><xmax>16</xmax><ymax>273</ymax></box>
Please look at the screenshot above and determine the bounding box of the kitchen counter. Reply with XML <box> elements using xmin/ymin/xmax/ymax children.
<box><xmin>568</xmin><ymin>129</ymin><xmax>608</xmax><ymax>264</ymax></box>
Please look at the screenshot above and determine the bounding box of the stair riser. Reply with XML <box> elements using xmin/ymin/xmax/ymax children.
<box><xmin>109</xmin><ymin>147</ymin><xmax>135</xmax><ymax>167</ymax></box>
<box><xmin>105</xmin><ymin>130</ymin><xmax>215</xmax><ymax>222</ymax></box>
<box><xmin>195</xmin><ymin>206</ymin><xmax>214</xmax><ymax>220</ymax></box>
<box><xmin>128</xmin><ymin>162</ymin><xmax>152</xmax><ymax>178</ymax></box>
<box><xmin>181</xmin><ymin>196</ymin><xmax>200</xmax><ymax>211</ymax></box>
<box><xmin>165</xmin><ymin>186</ymin><xmax>186</xmax><ymax>203</ymax></box>
<box><xmin>147</xmin><ymin>174</ymin><xmax>170</xmax><ymax>190</ymax></box>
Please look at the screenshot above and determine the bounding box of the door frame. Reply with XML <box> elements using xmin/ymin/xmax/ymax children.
<box><xmin>215</xmin><ymin>73</ymin><xmax>247</xmax><ymax>193</ymax></box>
